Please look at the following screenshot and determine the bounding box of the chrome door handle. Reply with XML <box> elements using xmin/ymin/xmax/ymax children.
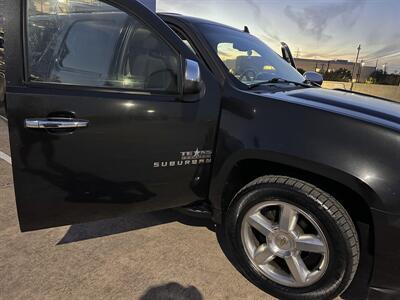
<box><xmin>25</xmin><ymin>118</ymin><xmax>89</xmax><ymax>129</ymax></box>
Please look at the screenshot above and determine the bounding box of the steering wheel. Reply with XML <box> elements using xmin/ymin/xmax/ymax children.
<box><xmin>239</xmin><ymin>69</ymin><xmax>257</xmax><ymax>82</ymax></box>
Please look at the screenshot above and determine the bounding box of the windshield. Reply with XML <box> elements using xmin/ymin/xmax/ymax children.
<box><xmin>198</xmin><ymin>23</ymin><xmax>305</xmax><ymax>86</ymax></box>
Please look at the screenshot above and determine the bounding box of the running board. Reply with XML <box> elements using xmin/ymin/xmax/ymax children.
<box><xmin>176</xmin><ymin>201</ymin><xmax>212</xmax><ymax>219</ymax></box>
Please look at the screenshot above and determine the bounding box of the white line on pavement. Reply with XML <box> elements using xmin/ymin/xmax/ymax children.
<box><xmin>0</xmin><ymin>151</ymin><xmax>11</xmax><ymax>165</ymax></box>
<box><xmin>0</xmin><ymin>115</ymin><xmax>7</xmax><ymax>122</ymax></box>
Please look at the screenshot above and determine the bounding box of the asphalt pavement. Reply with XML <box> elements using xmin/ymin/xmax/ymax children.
<box><xmin>0</xmin><ymin>119</ymin><xmax>274</xmax><ymax>299</ymax></box>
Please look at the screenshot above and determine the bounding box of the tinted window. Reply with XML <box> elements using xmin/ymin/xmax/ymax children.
<box><xmin>172</xmin><ymin>28</ymin><xmax>196</xmax><ymax>54</ymax></box>
<box><xmin>60</xmin><ymin>20</ymin><xmax>120</xmax><ymax>75</ymax></box>
<box><xmin>118</xmin><ymin>24</ymin><xmax>179</xmax><ymax>92</ymax></box>
<box><xmin>27</xmin><ymin>0</ymin><xmax>179</xmax><ymax>93</ymax></box>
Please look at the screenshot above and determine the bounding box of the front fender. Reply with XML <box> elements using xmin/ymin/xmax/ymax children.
<box><xmin>210</xmin><ymin>90</ymin><xmax>400</xmax><ymax>215</ymax></box>
<box><xmin>209</xmin><ymin>148</ymin><xmax>380</xmax><ymax>210</ymax></box>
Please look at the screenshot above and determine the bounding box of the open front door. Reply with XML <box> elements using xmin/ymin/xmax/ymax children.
<box><xmin>5</xmin><ymin>0</ymin><xmax>220</xmax><ymax>231</ymax></box>
<box><xmin>0</xmin><ymin>30</ymin><xmax>4</xmax><ymax>114</ymax></box>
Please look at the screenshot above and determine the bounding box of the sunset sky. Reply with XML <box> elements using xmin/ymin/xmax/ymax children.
<box><xmin>157</xmin><ymin>0</ymin><xmax>400</xmax><ymax>73</ymax></box>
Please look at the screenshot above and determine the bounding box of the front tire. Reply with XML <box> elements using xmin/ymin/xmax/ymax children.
<box><xmin>224</xmin><ymin>175</ymin><xmax>359</xmax><ymax>300</ymax></box>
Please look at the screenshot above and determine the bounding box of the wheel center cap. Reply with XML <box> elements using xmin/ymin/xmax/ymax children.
<box><xmin>275</xmin><ymin>235</ymin><xmax>290</xmax><ymax>250</ymax></box>
<box><xmin>269</xmin><ymin>231</ymin><xmax>294</xmax><ymax>253</ymax></box>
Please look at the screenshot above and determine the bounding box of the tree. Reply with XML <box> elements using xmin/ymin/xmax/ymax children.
<box><xmin>323</xmin><ymin>68</ymin><xmax>352</xmax><ymax>82</ymax></box>
<box><xmin>369</xmin><ymin>70</ymin><xmax>400</xmax><ymax>85</ymax></box>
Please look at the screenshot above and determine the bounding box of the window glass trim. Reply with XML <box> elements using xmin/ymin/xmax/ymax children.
<box><xmin>25</xmin><ymin>80</ymin><xmax>182</xmax><ymax>98</ymax></box>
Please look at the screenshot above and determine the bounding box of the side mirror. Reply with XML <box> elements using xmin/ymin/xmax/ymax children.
<box><xmin>303</xmin><ymin>71</ymin><xmax>323</xmax><ymax>85</ymax></box>
<box><xmin>183</xmin><ymin>59</ymin><xmax>201</xmax><ymax>94</ymax></box>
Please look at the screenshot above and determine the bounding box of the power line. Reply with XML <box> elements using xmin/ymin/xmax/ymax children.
<box><xmin>362</xmin><ymin>51</ymin><xmax>400</xmax><ymax>63</ymax></box>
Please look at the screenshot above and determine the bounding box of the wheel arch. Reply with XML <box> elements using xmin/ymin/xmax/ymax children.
<box><xmin>210</xmin><ymin>152</ymin><xmax>377</xmax><ymax>231</ymax></box>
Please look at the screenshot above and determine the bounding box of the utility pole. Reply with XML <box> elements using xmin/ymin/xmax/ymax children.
<box><xmin>296</xmin><ymin>48</ymin><xmax>300</xmax><ymax>58</ymax></box>
<box><xmin>350</xmin><ymin>44</ymin><xmax>361</xmax><ymax>91</ymax></box>
<box><xmin>375</xmin><ymin>59</ymin><xmax>379</xmax><ymax>71</ymax></box>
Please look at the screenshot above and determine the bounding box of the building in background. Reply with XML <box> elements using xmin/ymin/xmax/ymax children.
<box><xmin>295</xmin><ymin>58</ymin><xmax>376</xmax><ymax>83</ymax></box>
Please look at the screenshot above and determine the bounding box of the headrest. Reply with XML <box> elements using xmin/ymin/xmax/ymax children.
<box><xmin>132</xmin><ymin>27</ymin><xmax>159</xmax><ymax>50</ymax></box>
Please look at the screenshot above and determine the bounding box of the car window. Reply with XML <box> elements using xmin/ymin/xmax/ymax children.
<box><xmin>217</xmin><ymin>43</ymin><xmax>263</xmax><ymax>76</ymax></box>
<box><xmin>198</xmin><ymin>23</ymin><xmax>305</xmax><ymax>85</ymax></box>
<box><xmin>118</xmin><ymin>24</ymin><xmax>179</xmax><ymax>92</ymax></box>
<box><xmin>170</xmin><ymin>27</ymin><xmax>196</xmax><ymax>54</ymax></box>
<box><xmin>60</xmin><ymin>20</ymin><xmax>120</xmax><ymax>75</ymax></box>
<box><xmin>26</xmin><ymin>0</ymin><xmax>180</xmax><ymax>93</ymax></box>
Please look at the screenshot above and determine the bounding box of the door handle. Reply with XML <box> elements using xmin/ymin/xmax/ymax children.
<box><xmin>25</xmin><ymin>118</ymin><xmax>89</xmax><ymax>129</ymax></box>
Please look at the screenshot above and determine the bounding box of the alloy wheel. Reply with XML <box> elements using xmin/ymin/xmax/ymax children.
<box><xmin>241</xmin><ymin>199</ymin><xmax>329</xmax><ymax>288</ymax></box>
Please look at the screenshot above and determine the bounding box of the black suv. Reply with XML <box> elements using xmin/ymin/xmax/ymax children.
<box><xmin>4</xmin><ymin>1</ymin><xmax>400</xmax><ymax>299</ymax></box>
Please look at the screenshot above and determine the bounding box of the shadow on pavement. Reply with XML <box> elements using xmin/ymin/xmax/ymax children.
<box><xmin>58</xmin><ymin>209</ymin><xmax>215</xmax><ymax>245</ymax></box>
<box><xmin>139</xmin><ymin>282</ymin><xmax>203</xmax><ymax>300</ymax></box>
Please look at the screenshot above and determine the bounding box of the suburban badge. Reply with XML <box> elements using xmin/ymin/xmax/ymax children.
<box><xmin>153</xmin><ymin>148</ymin><xmax>212</xmax><ymax>168</ymax></box>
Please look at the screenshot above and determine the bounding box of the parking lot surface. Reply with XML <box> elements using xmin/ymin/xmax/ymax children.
<box><xmin>0</xmin><ymin>119</ymin><xmax>275</xmax><ymax>299</ymax></box>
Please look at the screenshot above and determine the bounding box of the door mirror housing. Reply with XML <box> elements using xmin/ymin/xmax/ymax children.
<box><xmin>183</xmin><ymin>59</ymin><xmax>201</xmax><ymax>94</ymax></box>
<box><xmin>303</xmin><ymin>71</ymin><xmax>324</xmax><ymax>85</ymax></box>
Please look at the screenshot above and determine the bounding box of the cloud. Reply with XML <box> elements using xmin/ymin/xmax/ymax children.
<box><xmin>157</xmin><ymin>0</ymin><xmax>210</xmax><ymax>15</ymax></box>
<box><xmin>244</xmin><ymin>0</ymin><xmax>281</xmax><ymax>42</ymax></box>
<box><xmin>284</xmin><ymin>0</ymin><xmax>365</xmax><ymax>41</ymax></box>
<box><xmin>364</xmin><ymin>33</ymin><xmax>400</xmax><ymax>60</ymax></box>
